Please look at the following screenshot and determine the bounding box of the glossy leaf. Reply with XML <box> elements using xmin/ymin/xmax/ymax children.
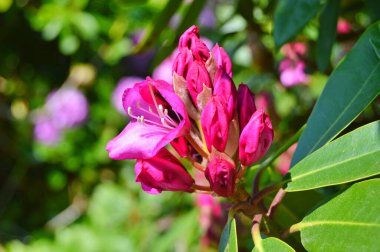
<box><xmin>274</xmin><ymin>0</ymin><xmax>321</xmax><ymax>48</ymax></box>
<box><xmin>293</xmin><ymin>179</ymin><xmax>380</xmax><ymax>251</ymax></box>
<box><xmin>252</xmin><ymin>237</ymin><xmax>295</xmax><ymax>252</ymax></box>
<box><xmin>291</xmin><ymin>21</ymin><xmax>380</xmax><ymax>166</ymax></box>
<box><xmin>219</xmin><ymin>218</ymin><xmax>238</xmax><ymax>252</ymax></box>
<box><xmin>286</xmin><ymin>121</ymin><xmax>380</xmax><ymax>192</ymax></box>
<box><xmin>316</xmin><ymin>0</ymin><xmax>339</xmax><ymax>72</ymax></box>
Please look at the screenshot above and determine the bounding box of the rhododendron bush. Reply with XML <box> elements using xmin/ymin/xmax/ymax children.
<box><xmin>1</xmin><ymin>0</ymin><xmax>379</xmax><ymax>251</ymax></box>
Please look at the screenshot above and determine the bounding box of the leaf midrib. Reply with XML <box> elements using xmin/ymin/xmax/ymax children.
<box><xmin>290</xmin><ymin>148</ymin><xmax>380</xmax><ymax>182</ymax></box>
<box><xmin>297</xmin><ymin>220</ymin><xmax>380</xmax><ymax>230</ymax></box>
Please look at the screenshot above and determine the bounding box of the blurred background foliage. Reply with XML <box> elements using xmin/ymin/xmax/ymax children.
<box><xmin>0</xmin><ymin>0</ymin><xmax>379</xmax><ymax>251</ymax></box>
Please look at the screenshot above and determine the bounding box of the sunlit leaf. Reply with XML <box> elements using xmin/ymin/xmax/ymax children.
<box><xmin>252</xmin><ymin>237</ymin><xmax>295</xmax><ymax>252</ymax></box>
<box><xmin>293</xmin><ymin>179</ymin><xmax>380</xmax><ymax>251</ymax></box>
<box><xmin>286</xmin><ymin>121</ymin><xmax>380</xmax><ymax>192</ymax></box>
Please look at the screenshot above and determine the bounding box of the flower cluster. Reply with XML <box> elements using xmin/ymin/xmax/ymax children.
<box><xmin>107</xmin><ymin>26</ymin><xmax>274</xmax><ymax>197</ymax></box>
<box><xmin>279</xmin><ymin>42</ymin><xmax>310</xmax><ymax>87</ymax></box>
<box><xmin>33</xmin><ymin>87</ymin><xmax>88</xmax><ymax>145</ymax></box>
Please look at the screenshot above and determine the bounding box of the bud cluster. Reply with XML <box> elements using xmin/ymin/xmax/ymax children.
<box><xmin>107</xmin><ymin>26</ymin><xmax>274</xmax><ymax>197</ymax></box>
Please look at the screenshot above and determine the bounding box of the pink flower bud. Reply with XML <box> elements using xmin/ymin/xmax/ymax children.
<box><xmin>173</xmin><ymin>48</ymin><xmax>193</xmax><ymax>77</ymax></box>
<box><xmin>205</xmin><ymin>154</ymin><xmax>236</xmax><ymax>197</ymax></box>
<box><xmin>212</xmin><ymin>44</ymin><xmax>232</xmax><ymax>77</ymax></box>
<box><xmin>201</xmin><ymin>97</ymin><xmax>229</xmax><ymax>152</ymax></box>
<box><xmin>135</xmin><ymin>148</ymin><xmax>194</xmax><ymax>194</ymax></box>
<box><xmin>186</xmin><ymin>60</ymin><xmax>212</xmax><ymax>107</ymax></box>
<box><xmin>178</xmin><ymin>25</ymin><xmax>210</xmax><ymax>62</ymax></box>
<box><xmin>213</xmin><ymin>69</ymin><xmax>237</xmax><ymax>120</ymax></box>
<box><xmin>239</xmin><ymin>109</ymin><xmax>273</xmax><ymax>166</ymax></box>
<box><xmin>237</xmin><ymin>84</ymin><xmax>256</xmax><ymax>130</ymax></box>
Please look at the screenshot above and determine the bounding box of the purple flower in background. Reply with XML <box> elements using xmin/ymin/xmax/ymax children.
<box><xmin>112</xmin><ymin>77</ymin><xmax>144</xmax><ymax>114</ymax></box>
<box><xmin>32</xmin><ymin>86</ymin><xmax>88</xmax><ymax>145</ymax></box>
<box><xmin>199</xmin><ymin>7</ymin><xmax>216</xmax><ymax>28</ymax></box>
<box><xmin>33</xmin><ymin>115</ymin><xmax>62</xmax><ymax>145</ymax></box>
<box><xmin>46</xmin><ymin>87</ymin><xmax>88</xmax><ymax>128</ymax></box>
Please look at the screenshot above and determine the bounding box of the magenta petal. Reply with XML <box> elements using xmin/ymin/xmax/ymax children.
<box><xmin>107</xmin><ymin>122</ymin><xmax>169</xmax><ymax>160</ymax></box>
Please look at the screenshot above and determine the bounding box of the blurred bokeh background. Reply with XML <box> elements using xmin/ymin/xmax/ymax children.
<box><xmin>0</xmin><ymin>0</ymin><xmax>379</xmax><ymax>251</ymax></box>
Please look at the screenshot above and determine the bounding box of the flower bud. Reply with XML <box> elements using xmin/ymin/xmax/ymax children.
<box><xmin>173</xmin><ymin>48</ymin><xmax>193</xmax><ymax>77</ymax></box>
<box><xmin>205</xmin><ymin>153</ymin><xmax>236</xmax><ymax>197</ymax></box>
<box><xmin>213</xmin><ymin>69</ymin><xmax>237</xmax><ymax>120</ymax></box>
<box><xmin>179</xmin><ymin>25</ymin><xmax>210</xmax><ymax>62</ymax></box>
<box><xmin>135</xmin><ymin>148</ymin><xmax>194</xmax><ymax>194</ymax></box>
<box><xmin>186</xmin><ymin>60</ymin><xmax>212</xmax><ymax>108</ymax></box>
<box><xmin>237</xmin><ymin>84</ymin><xmax>256</xmax><ymax>130</ymax></box>
<box><xmin>212</xmin><ymin>44</ymin><xmax>232</xmax><ymax>77</ymax></box>
<box><xmin>239</xmin><ymin>109</ymin><xmax>273</xmax><ymax>166</ymax></box>
<box><xmin>201</xmin><ymin>97</ymin><xmax>229</xmax><ymax>152</ymax></box>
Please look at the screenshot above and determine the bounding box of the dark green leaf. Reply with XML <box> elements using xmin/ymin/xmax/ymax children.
<box><xmin>219</xmin><ymin>218</ymin><xmax>238</xmax><ymax>252</ymax></box>
<box><xmin>286</xmin><ymin>121</ymin><xmax>380</xmax><ymax>191</ymax></box>
<box><xmin>274</xmin><ymin>0</ymin><xmax>321</xmax><ymax>48</ymax></box>
<box><xmin>294</xmin><ymin>179</ymin><xmax>380</xmax><ymax>251</ymax></box>
<box><xmin>252</xmin><ymin>237</ymin><xmax>295</xmax><ymax>252</ymax></box>
<box><xmin>316</xmin><ymin>0</ymin><xmax>339</xmax><ymax>72</ymax></box>
<box><xmin>291</xmin><ymin>21</ymin><xmax>380</xmax><ymax>166</ymax></box>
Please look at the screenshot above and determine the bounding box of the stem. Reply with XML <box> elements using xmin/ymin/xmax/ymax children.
<box><xmin>266</xmin><ymin>188</ymin><xmax>287</xmax><ymax>218</ymax></box>
<box><xmin>192</xmin><ymin>184</ymin><xmax>211</xmax><ymax>191</ymax></box>
<box><xmin>251</xmin><ymin>184</ymin><xmax>282</xmax><ymax>206</ymax></box>
<box><xmin>186</xmin><ymin>135</ymin><xmax>209</xmax><ymax>159</ymax></box>
<box><xmin>191</xmin><ymin>161</ymin><xmax>205</xmax><ymax>172</ymax></box>
<box><xmin>251</xmin><ymin>214</ymin><xmax>264</xmax><ymax>252</ymax></box>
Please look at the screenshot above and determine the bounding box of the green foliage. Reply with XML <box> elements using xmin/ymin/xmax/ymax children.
<box><xmin>219</xmin><ymin>217</ymin><xmax>237</xmax><ymax>252</ymax></box>
<box><xmin>274</xmin><ymin>0</ymin><xmax>322</xmax><ymax>48</ymax></box>
<box><xmin>294</xmin><ymin>179</ymin><xmax>380</xmax><ymax>252</ymax></box>
<box><xmin>286</xmin><ymin>120</ymin><xmax>380</xmax><ymax>191</ymax></box>
<box><xmin>292</xmin><ymin>21</ymin><xmax>380</xmax><ymax>166</ymax></box>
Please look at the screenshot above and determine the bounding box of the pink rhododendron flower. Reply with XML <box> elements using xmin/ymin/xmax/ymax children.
<box><xmin>106</xmin><ymin>78</ymin><xmax>190</xmax><ymax>160</ymax></box>
<box><xmin>33</xmin><ymin>115</ymin><xmax>62</xmax><ymax>145</ymax></box>
<box><xmin>279</xmin><ymin>42</ymin><xmax>310</xmax><ymax>87</ymax></box>
<box><xmin>112</xmin><ymin>77</ymin><xmax>144</xmax><ymax>114</ymax></box>
<box><xmin>279</xmin><ymin>59</ymin><xmax>310</xmax><ymax>87</ymax></box>
<box><xmin>337</xmin><ymin>18</ymin><xmax>351</xmax><ymax>34</ymax></box>
<box><xmin>135</xmin><ymin>148</ymin><xmax>194</xmax><ymax>194</ymax></box>
<box><xmin>107</xmin><ymin>25</ymin><xmax>274</xmax><ymax>196</ymax></box>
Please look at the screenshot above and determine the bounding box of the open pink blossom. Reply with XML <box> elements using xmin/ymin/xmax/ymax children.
<box><xmin>135</xmin><ymin>148</ymin><xmax>194</xmax><ymax>194</ymax></box>
<box><xmin>106</xmin><ymin>77</ymin><xmax>190</xmax><ymax>160</ymax></box>
<box><xmin>279</xmin><ymin>59</ymin><xmax>310</xmax><ymax>87</ymax></box>
<box><xmin>112</xmin><ymin>77</ymin><xmax>144</xmax><ymax>114</ymax></box>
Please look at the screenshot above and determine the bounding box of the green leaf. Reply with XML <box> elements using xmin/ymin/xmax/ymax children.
<box><xmin>316</xmin><ymin>0</ymin><xmax>339</xmax><ymax>72</ymax></box>
<box><xmin>219</xmin><ymin>218</ymin><xmax>238</xmax><ymax>252</ymax></box>
<box><xmin>274</xmin><ymin>0</ymin><xmax>321</xmax><ymax>48</ymax></box>
<box><xmin>291</xmin><ymin>21</ymin><xmax>380</xmax><ymax>166</ymax></box>
<box><xmin>293</xmin><ymin>179</ymin><xmax>380</xmax><ymax>251</ymax></box>
<box><xmin>286</xmin><ymin>121</ymin><xmax>380</xmax><ymax>192</ymax></box>
<box><xmin>252</xmin><ymin>237</ymin><xmax>295</xmax><ymax>252</ymax></box>
<box><xmin>134</xmin><ymin>0</ymin><xmax>182</xmax><ymax>53</ymax></box>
